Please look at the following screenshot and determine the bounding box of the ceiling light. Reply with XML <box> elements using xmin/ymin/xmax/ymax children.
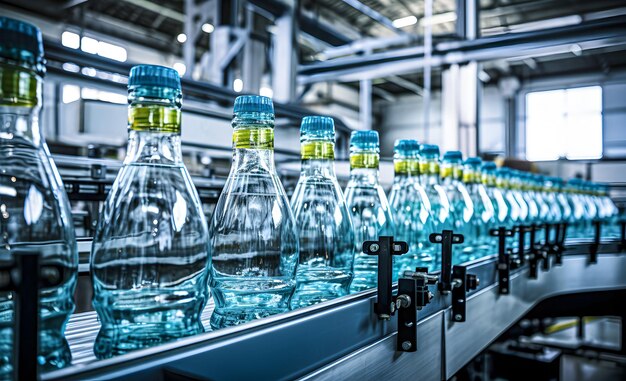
<box><xmin>177</xmin><ymin>33</ymin><xmax>187</xmax><ymax>43</ymax></box>
<box><xmin>61</xmin><ymin>31</ymin><xmax>80</xmax><ymax>49</ymax></box>
<box><xmin>392</xmin><ymin>15</ymin><xmax>417</xmax><ymax>28</ymax></box>
<box><xmin>260</xmin><ymin>86</ymin><xmax>273</xmax><ymax>98</ymax></box>
<box><xmin>173</xmin><ymin>62</ymin><xmax>186</xmax><ymax>76</ymax></box>
<box><xmin>233</xmin><ymin>78</ymin><xmax>243</xmax><ymax>93</ymax></box>
<box><xmin>202</xmin><ymin>23</ymin><xmax>215</xmax><ymax>34</ymax></box>
<box><xmin>80</xmin><ymin>36</ymin><xmax>99</xmax><ymax>54</ymax></box>
<box><xmin>421</xmin><ymin>12</ymin><xmax>457</xmax><ymax>27</ymax></box>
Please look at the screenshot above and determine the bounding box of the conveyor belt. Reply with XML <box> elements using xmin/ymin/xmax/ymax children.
<box><xmin>42</xmin><ymin>241</ymin><xmax>625</xmax><ymax>381</ymax></box>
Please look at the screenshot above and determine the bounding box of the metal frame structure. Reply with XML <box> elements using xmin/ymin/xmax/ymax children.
<box><xmin>39</xmin><ymin>240</ymin><xmax>626</xmax><ymax>380</ymax></box>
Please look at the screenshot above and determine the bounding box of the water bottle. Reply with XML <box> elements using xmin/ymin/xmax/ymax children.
<box><xmin>481</xmin><ymin>162</ymin><xmax>509</xmax><ymax>233</ymax></box>
<box><xmin>388</xmin><ymin>139</ymin><xmax>435</xmax><ymax>274</ymax></box>
<box><xmin>463</xmin><ymin>157</ymin><xmax>496</xmax><ymax>256</ymax></box>
<box><xmin>91</xmin><ymin>65</ymin><xmax>210</xmax><ymax>358</ymax></box>
<box><xmin>418</xmin><ymin>145</ymin><xmax>452</xmax><ymax>269</ymax></box>
<box><xmin>440</xmin><ymin>151</ymin><xmax>474</xmax><ymax>262</ymax></box>
<box><xmin>345</xmin><ymin>131</ymin><xmax>394</xmax><ymax>292</ymax></box>
<box><xmin>0</xmin><ymin>17</ymin><xmax>78</xmax><ymax>374</ymax></box>
<box><xmin>290</xmin><ymin>116</ymin><xmax>354</xmax><ymax>308</ymax></box>
<box><xmin>209</xmin><ymin>95</ymin><xmax>298</xmax><ymax>328</ymax></box>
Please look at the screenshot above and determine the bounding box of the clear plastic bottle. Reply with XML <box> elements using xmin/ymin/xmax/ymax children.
<box><xmin>209</xmin><ymin>95</ymin><xmax>298</xmax><ymax>328</ymax></box>
<box><xmin>388</xmin><ymin>140</ymin><xmax>435</xmax><ymax>274</ymax></box>
<box><xmin>290</xmin><ymin>116</ymin><xmax>354</xmax><ymax>308</ymax></box>
<box><xmin>91</xmin><ymin>65</ymin><xmax>210</xmax><ymax>358</ymax></box>
<box><xmin>463</xmin><ymin>157</ymin><xmax>496</xmax><ymax>256</ymax></box>
<box><xmin>345</xmin><ymin>131</ymin><xmax>394</xmax><ymax>292</ymax></box>
<box><xmin>440</xmin><ymin>151</ymin><xmax>474</xmax><ymax>262</ymax></box>
<box><xmin>418</xmin><ymin>145</ymin><xmax>452</xmax><ymax>270</ymax></box>
<box><xmin>481</xmin><ymin>162</ymin><xmax>509</xmax><ymax>232</ymax></box>
<box><xmin>0</xmin><ymin>17</ymin><xmax>78</xmax><ymax>375</ymax></box>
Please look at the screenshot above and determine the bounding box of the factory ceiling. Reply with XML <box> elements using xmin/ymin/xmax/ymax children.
<box><xmin>2</xmin><ymin>0</ymin><xmax>626</xmax><ymax>95</ymax></box>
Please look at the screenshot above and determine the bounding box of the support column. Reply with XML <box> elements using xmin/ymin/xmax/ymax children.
<box><xmin>272</xmin><ymin>0</ymin><xmax>298</xmax><ymax>103</ymax></box>
<box><xmin>360</xmin><ymin>78</ymin><xmax>372</xmax><ymax>130</ymax></box>
<box><xmin>242</xmin><ymin>7</ymin><xmax>263</xmax><ymax>94</ymax></box>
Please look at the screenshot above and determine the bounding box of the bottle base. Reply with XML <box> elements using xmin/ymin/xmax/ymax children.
<box><xmin>210</xmin><ymin>307</ymin><xmax>289</xmax><ymax>330</ymax></box>
<box><xmin>94</xmin><ymin>321</ymin><xmax>204</xmax><ymax>359</ymax></box>
<box><xmin>291</xmin><ymin>282</ymin><xmax>350</xmax><ymax>309</ymax></box>
<box><xmin>0</xmin><ymin>328</ymin><xmax>72</xmax><ymax>380</ymax></box>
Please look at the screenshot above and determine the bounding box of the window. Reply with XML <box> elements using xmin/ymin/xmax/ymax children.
<box><xmin>525</xmin><ymin>86</ymin><xmax>602</xmax><ymax>161</ymax></box>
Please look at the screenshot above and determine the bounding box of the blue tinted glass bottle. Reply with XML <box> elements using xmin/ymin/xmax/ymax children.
<box><xmin>91</xmin><ymin>65</ymin><xmax>210</xmax><ymax>358</ymax></box>
<box><xmin>0</xmin><ymin>17</ymin><xmax>78</xmax><ymax>374</ymax></box>
<box><xmin>209</xmin><ymin>95</ymin><xmax>298</xmax><ymax>328</ymax></box>
<box><xmin>388</xmin><ymin>140</ymin><xmax>435</xmax><ymax>274</ymax></box>
<box><xmin>418</xmin><ymin>145</ymin><xmax>452</xmax><ymax>269</ymax></box>
<box><xmin>481</xmin><ymin>162</ymin><xmax>509</xmax><ymax>232</ymax></box>
<box><xmin>290</xmin><ymin>116</ymin><xmax>354</xmax><ymax>308</ymax></box>
<box><xmin>440</xmin><ymin>151</ymin><xmax>475</xmax><ymax>261</ymax></box>
<box><xmin>463</xmin><ymin>157</ymin><xmax>496</xmax><ymax>256</ymax></box>
<box><xmin>345</xmin><ymin>131</ymin><xmax>394</xmax><ymax>292</ymax></box>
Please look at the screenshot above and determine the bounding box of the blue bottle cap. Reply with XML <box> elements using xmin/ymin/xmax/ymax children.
<box><xmin>0</xmin><ymin>17</ymin><xmax>45</xmax><ymax>75</ymax></box>
<box><xmin>443</xmin><ymin>150</ymin><xmax>463</xmax><ymax>161</ymax></box>
<box><xmin>128</xmin><ymin>65</ymin><xmax>181</xmax><ymax>90</ymax></box>
<box><xmin>420</xmin><ymin>144</ymin><xmax>440</xmax><ymax>156</ymax></box>
<box><xmin>394</xmin><ymin>139</ymin><xmax>420</xmax><ymax>156</ymax></box>
<box><xmin>481</xmin><ymin>162</ymin><xmax>496</xmax><ymax>171</ymax></box>
<box><xmin>465</xmin><ymin>157</ymin><xmax>482</xmax><ymax>166</ymax></box>
<box><xmin>233</xmin><ymin>95</ymin><xmax>274</xmax><ymax>115</ymax></box>
<box><xmin>300</xmin><ymin>116</ymin><xmax>335</xmax><ymax>140</ymax></box>
<box><xmin>350</xmin><ymin>130</ymin><xmax>379</xmax><ymax>151</ymax></box>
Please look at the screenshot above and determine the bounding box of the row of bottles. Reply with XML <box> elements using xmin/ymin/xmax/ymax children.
<box><xmin>0</xmin><ymin>16</ymin><xmax>621</xmax><ymax>377</ymax></box>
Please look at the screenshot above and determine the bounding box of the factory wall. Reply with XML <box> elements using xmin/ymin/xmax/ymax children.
<box><xmin>378</xmin><ymin>85</ymin><xmax>505</xmax><ymax>156</ymax></box>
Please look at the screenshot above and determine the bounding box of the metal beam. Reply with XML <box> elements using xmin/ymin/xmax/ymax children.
<box><xmin>121</xmin><ymin>0</ymin><xmax>186</xmax><ymax>23</ymax></box>
<box><xmin>298</xmin><ymin>15</ymin><xmax>626</xmax><ymax>84</ymax></box>
<box><xmin>340</xmin><ymin>0</ymin><xmax>405</xmax><ymax>35</ymax></box>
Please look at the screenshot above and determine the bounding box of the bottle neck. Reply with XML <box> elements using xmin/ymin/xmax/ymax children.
<box><xmin>300</xmin><ymin>139</ymin><xmax>336</xmax><ymax>177</ymax></box>
<box><xmin>419</xmin><ymin>157</ymin><xmax>440</xmax><ymax>184</ymax></box>
<box><xmin>349</xmin><ymin>150</ymin><xmax>379</xmax><ymax>184</ymax></box>
<box><xmin>393</xmin><ymin>157</ymin><xmax>419</xmax><ymax>182</ymax></box>
<box><xmin>231</xmin><ymin>120</ymin><xmax>276</xmax><ymax>173</ymax></box>
<box><xmin>0</xmin><ymin>63</ymin><xmax>42</xmax><ymax>147</ymax></box>
<box><xmin>125</xmin><ymin>97</ymin><xmax>183</xmax><ymax>165</ymax></box>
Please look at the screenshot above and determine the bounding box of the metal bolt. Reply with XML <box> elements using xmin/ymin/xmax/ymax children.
<box><xmin>455</xmin><ymin>314</ymin><xmax>463</xmax><ymax>321</ymax></box>
<box><xmin>503</xmin><ymin>277</ymin><xmax>508</xmax><ymax>282</ymax></box>
<box><xmin>402</xmin><ymin>341</ymin><xmax>412</xmax><ymax>350</ymax></box>
<box><xmin>369</xmin><ymin>243</ymin><xmax>380</xmax><ymax>252</ymax></box>
<box><xmin>502</xmin><ymin>288</ymin><xmax>508</xmax><ymax>293</ymax></box>
<box><xmin>405</xmin><ymin>321</ymin><xmax>414</xmax><ymax>327</ymax></box>
<box><xmin>435</xmin><ymin>235</ymin><xmax>442</xmax><ymax>242</ymax></box>
<box><xmin>379</xmin><ymin>314</ymin><xmax>391</xmax><ymax>320</ymax></box>
<box><xmin>476</xmin><ymin>278</ymin><xmax>480</xmax><ymax>286</ymax></box>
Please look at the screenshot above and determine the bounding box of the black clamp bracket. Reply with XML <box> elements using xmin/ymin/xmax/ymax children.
<box><xmin>450</xmin><ymin>265</ymin><xmax>479</xmax><ymax>322</ymax></box>
<box><xmin>513</xmin><ymin>225</ymin><xmax>529</xmax><ymax>267</ymax></box>
<box><xmin>490</xmin><ymin>227</ymin><xmax>514</xmax><ymax>295</ymax></box>
<box><xmin>619</xmin><ymin>219</ymin><xmax>626</xmax><ymax>251</ymax></box>
<box><xmin>553</xmin><ymin>222</ymin><xmax>568</xmax><ymax>265</ymax></box>
<box><xmin>589</xmin><ymin>220</ymin><xmax>602</xmax><ymax>264</ymax></box>
<box><xmin>0</xmin><ymin>253</ymin><xmax>66</xmax><ymax>381</ymax></box>
<box><xmin>430</xmin><ymin>230</ymin><xmax>464</xmax><ymax>294</ymax></box>
<box><xmin>528</xmin><ymin>224</ymin><xmax>547</xmax><ymax>279</ymax></box>
<box><xmin>429</xmin><ymin>230</ymin><xmax>478</xmax><ymax>322</ymax></box>
<box><xmin>540</xmin><ymin>223</ymin><xmax>553</xmax><ymax>271</ymax></box>
<box><xmin>363</xmin><ymin>237</ymin><xmax>437</xmax><ymax>352</ymax></box>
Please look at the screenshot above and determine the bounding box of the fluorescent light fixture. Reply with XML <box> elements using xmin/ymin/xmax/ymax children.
<box><xmin>173</xmin><ymin>62</ymin><xmax>186</xmax><ymax>76</ymax></box>
<box><xmin>233</xmin><ymin>78</ymin><xmax>243</xmax><ymax>93</ymax></box>
<box><xmin>202</xmin><ymin>23</ymin><xmax>215</xmax><ymax>34</ymax></box>
<box><xmin>421</xmin><ymin>12</ymin><xmax>457</xmax><ymax>27</ymax></box>
<box><xmin>97</xmin><ymin>41</ymin><xmax>127</xmax><ymax>62</ymax></box>
<box><xmin>392</xmin><ymin>15</ymin><xmax>417</xmax><ymax>28</ymax></box>
<box><xmin>81</xmin><ymin>36</ymin><xmax>99</xmax><ymax>54</ymax></box>
<box><xmin>177</xmin><ymin>33</ymin><xmax>187</xmax><ymax>43</ymax></box>
<box><xmin>81</xmin><ymin>67</ymin><xmax>97</xmax><ymax>77</ymax></box>
<box><xmin>260</xmin><ymin>86</ymin><xmax>273</xmax><ymax>98</ymax></box>
<box><xmin>61</xmin><ymin>31</ymin><xmax>80</xmax><ymax>49</ymax></box>
<box><xmin>62</xmin><ymin>62</ymin><xmax>80</xmax><ymax>73</ymax></box>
